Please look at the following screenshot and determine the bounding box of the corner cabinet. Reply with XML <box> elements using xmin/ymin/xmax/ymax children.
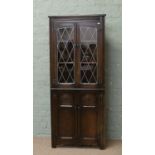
<box><xmin>49</xmin><ymin>15</ymin><xmax>106</xmax><ymax>149</ymax></box>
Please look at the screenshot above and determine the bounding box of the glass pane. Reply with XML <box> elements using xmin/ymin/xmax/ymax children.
<box><xmin>58</xmin><ymin>63</ymin><xmax>74</xmax><ymax>83</ymax></box>
<box><xmin>80</xmin><ymin>26</ymin><xmax>98</xmax><ymax>84</ymax></box>
<box><xmin>81</xmin><ymin>63</ymin><xmax>97</xmax><ymax>83</ymax></box>
<box><xmin>56</xmin><ymin>26</ymin><xmax>75</xmax><ymax>83</ymax></box>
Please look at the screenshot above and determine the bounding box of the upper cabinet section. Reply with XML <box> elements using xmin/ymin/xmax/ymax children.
<box><xmin>49</xmin><ymin>15</ymin><xmax>105</xmax><ymax>88</ymax></box>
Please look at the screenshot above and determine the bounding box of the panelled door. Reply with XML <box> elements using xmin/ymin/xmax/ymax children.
<box><xmin>57</xmin><ymin>93</ymin><xmax>77</xmax><ymax>145</ymax></box>
<box><xmin>78</xmin><ymin>92</ymin><xmax>98</xmax><ymax>145</ymax></box>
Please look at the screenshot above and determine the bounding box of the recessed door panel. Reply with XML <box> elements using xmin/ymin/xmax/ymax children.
<box><xmin>81</xmin><ymin>93</ymin><xmax>97</xmax><ymax>106</ymax></box>
<box><xmin>57</xmin><ymin>93</ymin><xmax>76</xmax><ymax>142</ymax></box>
<box><xmin>59</xmin><ymin>93</ymin><xmax>74</xmax><ymax>105</ymax></box>
<box><xmin>80</xmin><ymin>109</ymin><xmax>97</xmax><ymax>138</ymax></box>
<box><xmin>78</xmin><ymin>93</ymin><xmax>98</xmax><ymax>145</ymax></box>
<box><xmin>58</xmin><ymin>108</ymin><xmax>75</xmax><ymax>137</ymax></box>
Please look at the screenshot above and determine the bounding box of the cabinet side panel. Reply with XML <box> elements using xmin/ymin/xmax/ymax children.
<box><xmin>50</xmin><ymin>18</ymin><xmax>57</xmax><ymax>87</ymax></box>
<box><xmin>98</xmin><ymin>93</ymin><xmax>106</xmax><ymax>149</ymax></box>
<box><xmin>51</xmin><ymin>92</ymin><xmax>58</xmax><ymax>147</ymax></box>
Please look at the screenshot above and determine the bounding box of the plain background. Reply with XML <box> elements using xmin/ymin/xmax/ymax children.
<box><xmin>0</xmin><ymin>0</ymin><xmax>155</xmax><ymax>155</ymax></box>
<box><xmin>33</xmin><ymin>0</ymin><xmax>122</xmax><ymax>139</ymax></box>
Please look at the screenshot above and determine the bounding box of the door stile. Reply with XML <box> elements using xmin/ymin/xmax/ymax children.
<box><xmin>76</xmin><ymin>93</ymin><xmax>81</xmax><ymax>145</ymax></box>
<box><xmin>74</xmin><ymin>23</ymin><xmax>78</xmax><ymax>87</ymax></box>
<box><xmin>76</xmin><ymin>24</ymin><xmax>81</xmax><ymax>86</ymax></box>
<box><xmin>74</xmin><ymin>93</ymin><xmax>79</xmax><ymax>145</ymax></box>
<box><xmin>97</xmin><ymin>17</ymin><xmax>104</xmax><ymax>87</ymax></box>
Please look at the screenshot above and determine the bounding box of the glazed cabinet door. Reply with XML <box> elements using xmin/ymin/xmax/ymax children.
<box><xmin>52</xmin><ymin>22</ymin><xmax>77</xmax><ymax>88</ymax></box>
<box><xmin>76</xmin><ymin>21</ymin><xmax>103</xmax><ymax>88</ymax></box>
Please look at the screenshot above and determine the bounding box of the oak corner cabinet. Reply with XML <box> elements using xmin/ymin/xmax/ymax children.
<box><xmin>49</xmin><ymin>15</ymin><xmax>106</xmax><ymax>149</ymax></box>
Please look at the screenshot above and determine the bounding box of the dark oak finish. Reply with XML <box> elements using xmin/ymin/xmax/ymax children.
<box><xmin>49</xmin><ymin>15</ymin><xmax>106</xmax><ymax>149</ymax></box>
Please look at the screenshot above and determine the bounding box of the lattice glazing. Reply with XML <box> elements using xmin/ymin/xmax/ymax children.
<box><xmin>80</xmin><ymin>26</ymin><xmax>98</xmax><ymax>83</ymax></box>
<box><xmin>57</xmin><ymin>27</ymin><xmax>75</xmax><ymax>83</ymax></box>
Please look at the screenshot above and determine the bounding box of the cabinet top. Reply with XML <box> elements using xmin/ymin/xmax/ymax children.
<box><xmin>48</xmin><ymin>14</ymin><xmax>106</xmax><ymax>19</ymax></box>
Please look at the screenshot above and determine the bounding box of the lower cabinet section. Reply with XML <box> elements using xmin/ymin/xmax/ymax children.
<box><xmin>51</xmin><ymin>90</ymin><xmax>105</xmax><ymax>149</ymax></box>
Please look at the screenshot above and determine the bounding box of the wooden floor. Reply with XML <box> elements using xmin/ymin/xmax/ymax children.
<box><xmin>33</xmin><ymin>137</ymin><xmax>122</xmax><ymax>155</ymax></box>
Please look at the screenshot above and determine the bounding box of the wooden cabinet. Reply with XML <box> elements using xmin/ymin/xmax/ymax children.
<box><xmin>49</xmin><ymin>15</ymin><xmax>106</xmax><ymax>149</ymax></box>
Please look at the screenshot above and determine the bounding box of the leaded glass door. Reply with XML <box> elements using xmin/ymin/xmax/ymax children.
<box><xmin>77</xmin><ymin>22</ymin><xmax>100</xmax><ymax>87</ymax></box>
<box><xmin>55</xmin><ymin>23</ymin><xmax>77</xmax><ymax>86</ymax></box>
